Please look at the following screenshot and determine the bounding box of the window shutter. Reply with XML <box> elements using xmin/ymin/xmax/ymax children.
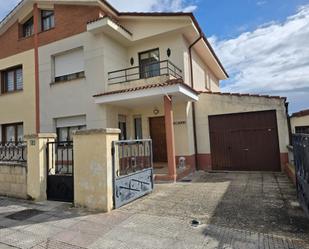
<box><xmin>54</xmin><ymin>48</ymin><xmax>84</xmax><ymax>78</ymax></box>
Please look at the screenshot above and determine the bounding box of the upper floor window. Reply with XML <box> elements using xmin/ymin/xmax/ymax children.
<box><xmin>54</xmin><ymin>48</ymin><xmax>85</xmax><ymax>83</ymax></box>
<box><xmin>1</xmin><ymin>66</ymin><xmax>23</xmax><ymax>94</ymax></box>
<box><xmin>41</xmin><ymin>10</ymin><xmax>54</xmax><ymax>31</ymax></box>
<box><xmin>22</xmin><ymin>17</ymin><xmax>34</xmax><ymax>37</ymax></box>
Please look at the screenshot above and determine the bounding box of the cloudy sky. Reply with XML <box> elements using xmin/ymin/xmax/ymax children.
<box><xmin>1</xmin><ymin>0</ymin><xmax>309</xmax><ymax>113</ymax></box>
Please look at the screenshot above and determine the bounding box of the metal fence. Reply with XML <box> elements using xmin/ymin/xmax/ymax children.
<box><xmin>292</xmin><ymin>134</ymin><xmax>309</xmax><ymax>217</ymax></box>
<box><xmin>108</xmin><ymin>60</ymin><xmax>183</xmax><ymax>84</ymax></box>
<box><xmin>0</xmin><ymin>142</ymin><xmax>27</xmax><ymax>163</ymax></box>
<box><xmin>113</xmin><ymin>139</ymin><xmax>153</xmax><ymax>177</ymax></box>
<box><xmin>46</xmin><ymin>141</ymin><xmax>74</xmax><ymax>175</ymax></box>
<box><xmin>112</xmin><ymin>139</ymin><xmax>154</xmax><ymax>208</ymax></box>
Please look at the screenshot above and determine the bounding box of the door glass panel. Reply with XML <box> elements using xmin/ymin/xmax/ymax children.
<box><xmin>6</xmin><ymin>71</ymin><xmax>15</xmax><ymax>92</ymax></box>
<box><xmin>134</xmin><ymin>117</ymin><xmax>143</xmax><ymax>139</ymax></box>
<box><xmin>17</xmin><ymin>124</ymin><xmax>23</xmax><ymax>142</ymax></box>
<box><xmin>58</xmin><ymin>127</ymin><xmax>68</xmax><ymax>142</ymax></box>
<box><xmin>5</xmin><ymin>126</ymin><xmax>15</xmax><ymax>143</ymax></box>
<box><xmin>139</xmin><ymin>49</ymin><xmax>160</xmax><ymax>79</ymax></box>
<box><xmin>16</xmin><ymin>68</ymin><xmax>23</xmax><ymax>90</ymax></box>
<box><xmin>118</xmin><ymin>115</ymin><xmax>127</xmax><ymax>140</ymax></box>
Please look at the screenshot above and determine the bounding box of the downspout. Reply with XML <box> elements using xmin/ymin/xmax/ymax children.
<box><xmin>189</xmin><ymin>35</ymin><xmax>203</xmax><ymax>170</ymax></box>
<box><xmin>285</xmin><ymin>101</ymin><xmax>292</xmax><ymax>145</ymax></box>
<box><xmin>33</xmin><ymin>3</ymin><xmax>40</xmax><ymax>134</ymax></box>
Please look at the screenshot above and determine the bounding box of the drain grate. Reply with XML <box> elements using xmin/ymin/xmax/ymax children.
<box><xmin>6</xmin><ymin>209</ymin><xmax>45</xmax><ymax>221</ymax></box>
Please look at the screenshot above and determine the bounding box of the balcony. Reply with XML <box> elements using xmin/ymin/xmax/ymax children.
<box><xmin>107</xmin><ymin>60</ymin><xmax>183</xmax><ymax>91</ymax></box>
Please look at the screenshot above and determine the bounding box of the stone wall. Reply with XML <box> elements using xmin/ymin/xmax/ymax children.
<box><xmin>0</xmin><ymin>163</ymin><xmax>27</xmax><ymax>199</ymax></box>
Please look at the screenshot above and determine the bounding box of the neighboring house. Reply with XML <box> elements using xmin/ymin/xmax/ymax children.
<box><xmin>0</xmin><ymin>0</ymin><xmax>290</xmax><ymax>181</ymax></box>
<box><xmin>291</xmin><ymin>109</ymin><xmax>309</xmax><ymax>134</ymax></box>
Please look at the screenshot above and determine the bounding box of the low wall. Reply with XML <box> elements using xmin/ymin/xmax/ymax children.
<box><xmin>0</xmin><ymin>163</ymin><xmax>27</xmax><ymax>199</ymax></box>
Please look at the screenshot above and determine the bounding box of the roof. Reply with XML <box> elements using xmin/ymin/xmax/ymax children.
<box><xmin>200</xmin><ymin>91</ymin><xmax>287</xmax><ymax>101</ymax></box>
<box><xmin>93</xmin><ymin>78</ymin><xmax>199</xmax><ymax>97</ymax></box>
<box><xmin>291</xmin><ymin>109</ymin><xmax>309</xmax><ymax>118</ymax></box>
<box><xmin>0</xmin><ymin>0</ymin><xmax>228</xmax><ymax>79</ymax></box>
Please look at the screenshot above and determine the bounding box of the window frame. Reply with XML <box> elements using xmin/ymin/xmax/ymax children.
<box><xmin>41</xmin><ymin>10</ymin><xmax>55</xmax><ymax>32</ymax></box>
<box><xmin>1</xmin><ymin>122</ymin><xmax>23</xmax><ymax>144</ymax></box>
<box><xmin>295</xmin><ymin>126</ymin><xmax>309</xmax><ymax>134</ymax></box>
<box><xmin>134</xmin><ymin>116</ymin><xmax>143</xmax><ymax>139</ymax></box>
<box><xmin>56</xmin><ymin>125</ymin><xmax>86</xmax><ymax>142</ymax></box>
<box><xmin>0</xmin><ymin>65</ymin><xmax>23</xmax><ymax>94</ymax></box>
<box><xmin>138</xmin><ymin>48</ymin><xmax>160</xmax><ymax>79</ymax></box>
<box><xmin>22</xmin><ymin>17</ymin><xmax>34</xmax><ymax>38</ymax></box>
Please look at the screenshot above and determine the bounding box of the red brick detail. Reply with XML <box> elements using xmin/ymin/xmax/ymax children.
<box><xmin>284</xmin><ymin>163</ymin><xmax>296</xmax><ymax>186</ymax></box>
<box><xmin>196</xmin><ymin>154</ymin><xmax>212</xmax><ymax>171</ymax></box>
<box><xmin>280</xmin><ymin>153</ymin><xmax>289</xmax><ymax>172</ymax></box>
<box><xmin>0</xmin><ymin>5</ymin><xmax>103</xmax><ymax>60</ymax></box>
<box><xmin>38</xmin><ymin>5</ymin><xmax>102</xmax><ymax>47</ymax></box>
<box><xmin>34</xmin><ymin>4</ymin><xmax>40</xmax><ymax>133</ymax></box>
<box><xmin>0</xmin><ymin>21</ymin><xmax>34</xmax><ymax>59</ymax></box>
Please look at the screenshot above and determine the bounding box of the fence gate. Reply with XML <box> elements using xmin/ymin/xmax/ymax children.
<box><xmin>46</xmin><ymin>141</ymin><xmax>74</xmax><ymax>202</ymax></box>
<box><xmin>293</xmin><ymin>134</ymin><xmax>309</xmax><ymax>217</ymax></box>
<box><xmin>112</xmin><ymin>139</ymin><xmax>154</xmax><ymax>208</ymax></box>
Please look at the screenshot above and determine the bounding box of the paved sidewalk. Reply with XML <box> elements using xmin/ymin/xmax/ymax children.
<box><xmin>0</xmin><ymin>172</ymin><xmax>308</xmax><ymax>249</ymax></box>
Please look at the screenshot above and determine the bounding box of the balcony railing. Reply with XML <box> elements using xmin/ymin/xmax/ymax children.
<box><xmin>0</xmin><ymin>141</ymin><xmax>27</xmax><ymax>163</ymax></box>
<box><xmin>108</xmin><ymin>60</ymin><xmax>182</xmax><ymax>85</ymax></box>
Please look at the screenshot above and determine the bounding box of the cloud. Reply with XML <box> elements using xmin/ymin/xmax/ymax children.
<box><xmin>109</xmin><ymin>0</ymin><xmax>197</xmax><ymax>12</ymax></box>
<box><xmin>209</xmin><ymin>5</ymin><xmax>309</xmax><ymax>112</ymax></box>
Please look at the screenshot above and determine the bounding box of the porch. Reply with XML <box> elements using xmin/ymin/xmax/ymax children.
<box><xmin>93</xmin><ymin>79</ymin><xmax>199</xmax><ymax>181</ymax></box>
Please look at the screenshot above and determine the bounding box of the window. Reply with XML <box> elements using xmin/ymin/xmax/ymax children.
<box><xmin>22</xmin><ymin>17</ymin><xmax>34</xmax><ymax>37</ymax></box>
<box><xmin>118</xmin><ymin>115</ymin><xmax>127</xmax><ymax>140</ymax></box>
<box><xmin>295</xmin><ymin>126</ymin><xmax>309</xmax><ymax>134</ymax></box>
<box><xmin>57</xmin><ymin>126</ymin><xmax>86</xmax><ymax>142</ymax></box>
<box><xmin>1</xmin><ymin>123</ymin><xmax>23</xmax><ymax>143</ymax></box>
<box><xmin>41</xmin><ymin>10</ymin><xmax>54</xmax><ymax>31</ymax></box>
<box><xmin>54</xmin><ymin>48</ymin><xmax>85</xmax><ymax>83</ymax></box>
<box><xmin>1</xmin><ymin>66</ymin><xmax>23</xmax><ymax>93</ymax></box>
<box><xmin>134</xmin><ymin>116</ymin><xmax>143</xmax><ymax>139</ymax></box>
<box><xmin>139</xmin><ymin>49</ymin><xmax>160</xmax><ymax>79</ymax></box>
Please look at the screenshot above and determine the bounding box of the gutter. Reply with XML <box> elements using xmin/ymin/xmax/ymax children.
<box><xmin>189</xmin><ymin>35</ymin><xmax>204</xmax><ymax>170</ymax></box>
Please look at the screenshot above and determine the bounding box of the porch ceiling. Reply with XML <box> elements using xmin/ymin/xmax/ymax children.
<box><xmin>93</xmin><ymin>81</ymin><xmax>199</xmax><ymax>108</ymax></box>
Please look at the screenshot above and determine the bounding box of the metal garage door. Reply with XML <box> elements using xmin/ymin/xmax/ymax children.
<box><xmin>209</xmin><ymin>110</ymin><xmax>281</xmax><ymax>171</ymax></box>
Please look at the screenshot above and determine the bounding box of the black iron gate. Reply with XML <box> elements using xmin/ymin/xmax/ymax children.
<box><xmin>46</xmin><ymin>141</ymin><xmax>74</xmax><ymax>202</ymax></box>
<box><xmin>293</xmin><ymin>134</ymin><xmax>309</xmax><ymax>217</ymax></box>
<box><xmin>112</xmin><ymin>139</ymin><xmax>153</xmax><ymax>208</ymax></box>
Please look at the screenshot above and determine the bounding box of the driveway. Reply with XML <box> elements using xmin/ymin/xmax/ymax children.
<box><xmin>0</xmin><ymin>172</ymin><xmax>308</xmax><ymax>249</ymax></box>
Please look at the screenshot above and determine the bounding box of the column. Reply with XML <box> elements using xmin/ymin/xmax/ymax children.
<box><xmin>164</xmin><ymin>95</ymin><xmax>177</xmax><ymax>182</ymax></box>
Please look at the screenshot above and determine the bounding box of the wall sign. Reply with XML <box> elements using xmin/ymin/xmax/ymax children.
<box><xmin>173</xmin><ymin>121</ymin><xmax>186</xmax><ymax>125</ymax></box>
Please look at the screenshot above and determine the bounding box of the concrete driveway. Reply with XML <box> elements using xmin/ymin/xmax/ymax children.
<box><xmin>0</xmin><ymin>172</ymin><xmax>308</xmax><ymax>249</ymax></box>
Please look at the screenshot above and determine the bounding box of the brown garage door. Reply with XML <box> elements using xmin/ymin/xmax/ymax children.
<box><xmin>209</xmin><ymin>110</ymin><xmax>281</xmax><ymax>171</ymax></box>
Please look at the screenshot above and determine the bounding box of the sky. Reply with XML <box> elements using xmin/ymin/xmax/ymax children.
<box><xmin>1</xmin><ymin>0</ymin><xmax>309</xmax><ymax>113</ymax></box>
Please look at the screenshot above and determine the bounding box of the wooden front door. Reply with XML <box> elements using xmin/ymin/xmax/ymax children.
<box><xmin>149</xmin><ymin>117</ymin><xmax>167</xmax><ymax>162</ymax></box>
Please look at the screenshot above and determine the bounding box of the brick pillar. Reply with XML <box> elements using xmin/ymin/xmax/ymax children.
<box><xmin>164</xmin><ymin>96</ymin><xmax>177</xmax><ymax>182</ymax></box>
<box><xmin>25</xmin><ymin>133</ymin><xmax>57</xmax><ymax>201</ymax></box>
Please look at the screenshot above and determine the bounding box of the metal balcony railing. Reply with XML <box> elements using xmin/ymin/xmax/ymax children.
<box><xmin>108</xmin><ymin>60</ymin><xmax>182</xmax><ymax>85</ymax></box>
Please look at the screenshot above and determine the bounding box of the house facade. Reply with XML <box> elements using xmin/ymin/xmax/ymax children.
<box><xmin>0</xmin><ymin>0</ymin><xmax>290</xmax><ymax>181</ymax></box>
<box><xmin>291</xmin><ymin>109</ymin><xmax>309</xmax><ymax>134</ymax></box>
